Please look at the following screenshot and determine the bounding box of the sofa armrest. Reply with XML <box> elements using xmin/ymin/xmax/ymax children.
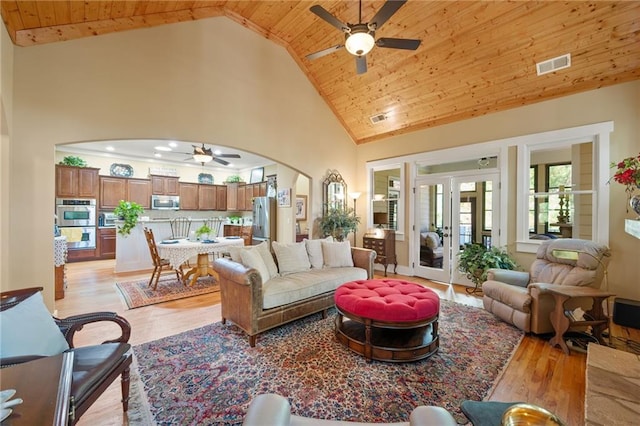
<box><xmin>243</xmin><ymin>394</ymin><xmax>290</xmax><ymax>426</ymax></box>
<box><xmin>351</xmin><ymin>247</ymin><xmax>376</xmax><ymax>279</ymax></box>
<box><xmin>486</xmin><ymin>269</ymin><xmax>530</xmax><ymax>288</ymax></box>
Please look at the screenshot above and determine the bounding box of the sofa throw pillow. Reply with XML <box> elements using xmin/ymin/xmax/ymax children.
<box><xmin>305</xmin><ymin>236</ymin><xmax>333</xmax><ymax>269</ymax></box>
<box><xmin>321</xmin><ymin>240</ymin><xmax>354</xmax><ymax>268</ymax></box>
<box><xmin>240</xmin><ymin>249</ymin><xmax>271</xmax><ymax>283</ymax></box>
<box><xmin>272</xmin><ymin>241</ymin><xmax>311</xmax><ymax>275</ymax></box>
<box><xmin>0</xmin><ymin>291</ymin><xmax>70</xmax><ymax>358</ymax></box>
<box><xmin>424</xmin><ymin>232</ymin><xmax>440</xmax><ymax>249</ymax></box>
<box><xmin>228</xmin><ymin>241</ymin><xmax>278</xmax><ymax>280</ymax></box>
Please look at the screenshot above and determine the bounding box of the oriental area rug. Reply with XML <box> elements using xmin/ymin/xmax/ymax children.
<box><xmin>129</xmin><ymin>300</ymin><xmax>523</xmax><ymax>424</ymax></box>
<box><xmin>115</xmin><ymin>275</ymin><xmax>218</xmax><ymax>309</ymax></box>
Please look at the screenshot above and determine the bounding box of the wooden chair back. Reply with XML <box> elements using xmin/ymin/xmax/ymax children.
<box><xmin>241</xmin><ymin>225</ymin><xmax>253</xmax><ymax>246</ymax></box>
<box><xmin>170</xmin><ymin>217</ymin><xmax>192</xmax><ymax>239</ymax></box>
<box><xmin>143</xmin><ymin>227</ymin><xmax>162</xmax><ymax>267</ymax></box>
<box><xmin>205</xmin><ymin>218</ymin><xmax>224</xmax><ymax>239</ymax></box>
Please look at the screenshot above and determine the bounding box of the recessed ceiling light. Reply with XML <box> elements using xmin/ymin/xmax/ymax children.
<box><xmin>154</xmin><ymin>153</ymin><xmax>162</xmax><ymax>158</ymax></box>
<box><xmin>155</xmin><ymin>146</ymin><xmax>172</xmax><ymax>152</ymax></box>
<box><xmin>168</xmin><ymin>141</ymin><xmax>178</xmax><ymax>148</ymax></box>
<box><xmin>105</xmin><ymin>146</ymin><xmax>115</xmax><ymax>151</ymax></box>
<box><xmin>214</xmin><ymin>149</ymin><xmax>222</xmax><ymax>155</ymax></box>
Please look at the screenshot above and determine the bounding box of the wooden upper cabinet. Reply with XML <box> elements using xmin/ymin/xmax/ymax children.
<box><xmin>99</xmin><ymin>176</ymin><xmax>126</xmax><ymax>210</ymax></box>
<box><xmin>56</xmin><ymin>165</ymin><xmax>99</xmax><ymax>198</ymax></box>
<box><xmin>127</xmin><ymin>178</ymin><xmax>151</xmax><ymax>208</ymax></box>
<box><xmin>226</xmin><ymin>182</ymin><xmax>239</xmax><ymax>211</ymax></box>
<box><xmin>179</xmin><ymin>183</ymin><xmax>199</xmax><ymax>211</ymax></box>
<box><xmin>216</xmin><ymin>185</ymin><xmax>227</xmax><ymax>211</ymax></box>
<box><xmin>150</xmin><ymin>175</ymin><xmax>179</xmax><ymax>195</ymax></box>
<box><xmin>236</xmin><ymin>184</ymin><xmax>246</xmax><ymax>211</ymax></box>
<box><xmin>198</xmin><ymin>185</ymin><xmax>218</xmax><ymax>210</ymax></box>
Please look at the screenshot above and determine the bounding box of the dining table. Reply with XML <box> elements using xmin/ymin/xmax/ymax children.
<box><xmin>157</xmin><ymin>237</ymin><xmax>245</xmax><ymax>286</ymax></box>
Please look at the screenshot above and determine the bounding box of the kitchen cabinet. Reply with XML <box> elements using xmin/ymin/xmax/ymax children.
<box><xmin>215</xmin><ymin>185</ymin><xmax>227</xmax><ymax>211</ymax></box>
<box><xmin>66</xmin><ymin>248</ymin><xmax>97</xmax><ymax>262</ymax></box>
<box><xmin>150</xmin><ymin>175</ymin><xmax>179</xmax><ymax>195</ymax></box>
<box><xmin>226</xmin><ymin>183</ymin><xmax>245</xmax><ymax>211</ymax></box>
<box><xmin>198</xmin><ymin>185</ymin><xmax>219</xmax><ymax>210</ymax></box>
<box><xmin>224</xmin><ymin>224</ymin><xmax>242</xmax><ymax>237</ymax></box>
<box><xmin>56</xmin><ymin>165</ymin><xmax>100</xmax><ymax>199</ymax></box>
<box><xmin>99</xmin><ymin>176</ymin><xmax>151</xmax><ymax>210</ymax></box>
<box><xmin>243</xmin><ymin>182</ymin><xmax>268</xmax><ymax>211</ymax></box>
<box><xmin>98</xmin><ymin>227</ymin><xmax>116</xmax><ymax>259</ymax></box>
<box><xmin>126</xmin><ymin>178</ymin><xmax>151</xmax><ymax>208</ymax></box>
<box><xmin>179</xmin><ymin>183</ymin><xmax>199</xmax><ymax>211</ymax></box>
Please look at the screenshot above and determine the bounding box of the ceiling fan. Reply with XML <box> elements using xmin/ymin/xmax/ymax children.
<box><xmin>306</xmin><ymin>0</ymin><xmax>421</xmax><ymax>74</ymax></box>
<box><xmin>184</xmin><ymin>144</ymin><xmax>241</xmax><ymax>166</ymax></box>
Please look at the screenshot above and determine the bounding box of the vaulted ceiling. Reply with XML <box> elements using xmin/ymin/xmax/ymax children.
<box><xmin>2</xmin><ymin>1</ymin><xmax>639</xmax><ymax>144</ymax></box>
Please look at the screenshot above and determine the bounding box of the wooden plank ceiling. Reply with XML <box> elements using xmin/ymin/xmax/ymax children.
<box><xmin>2</xmin><ymin>1</ymin><xmax>639</xmax><ymax>144</ymax></box>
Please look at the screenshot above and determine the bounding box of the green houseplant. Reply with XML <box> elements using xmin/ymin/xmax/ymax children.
<box><xmin>195</xmin><ymin>224</ymin><xmax>212</xmax><ymax>240</ymax></box>
<box><xmin>319</xmin><ymin>207</ymin><xmax>360</xmax><ymax>242</ymax></box>
<box><xmin>113</xmin><ymin>200</ymin><xmax>144</xmax><ymax>236</ymax></box>
<box><xmin>457</xmin><ymin>243</ymin><xmax>518</xmax><ymax>289</ymax></box>
<box><xmin>59</xmin><ymin>155</ymin><xmax>87</xmax><ymax>167</ymax></box>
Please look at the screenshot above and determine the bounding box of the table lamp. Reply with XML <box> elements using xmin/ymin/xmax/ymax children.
<box><xmin>373</xmin><ymin>212</ymin><xmax>388</xmax><ymax>228</ymax></box>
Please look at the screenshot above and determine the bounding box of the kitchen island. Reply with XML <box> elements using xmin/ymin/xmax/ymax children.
<box><xmin>114</xmin><ymin>218</ymin><xmax>214</xmax><ymax>273</ymax></box>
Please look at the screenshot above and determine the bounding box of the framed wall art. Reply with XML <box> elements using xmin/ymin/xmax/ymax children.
<box><xmin>250</xmin><ymin>167</ymin><xmax>264</xmax><ymax>183</ymax></box>
<box><xmin>295</xmin><ymin>195</ymin><xmax>307</xmax><ymax>221</ymax></box>
<box><xmin>277</xmin><ymin>188</ymin><xmax>291</xmax><ymax>207</ymax></box>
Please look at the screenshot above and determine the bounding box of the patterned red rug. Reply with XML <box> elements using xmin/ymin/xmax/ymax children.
<box><xmin>115</xmin><ymin>275</ymin><xmax>218</xmax><ymax>309</ymax></box>
<box><xmin>130</xmin><ymin>300</ymin><xmax>523</xmax><ymax>424</ymax></box>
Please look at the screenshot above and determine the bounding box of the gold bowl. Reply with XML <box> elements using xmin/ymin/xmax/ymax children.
<box><xmin>501</xmin><ymin>403</ymin><xmax>566</xmax><ymax>426</ymax></box>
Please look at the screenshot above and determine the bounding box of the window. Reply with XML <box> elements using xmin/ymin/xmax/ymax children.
<box><xmin>546</xmin><ymin>163</ymin><xmax>572</xmax><ymax>233</ymax></box>
<box><xmin>483</xmin><ymin>181</ymin><xmax>493</xmax><ymax>232</ymax></box>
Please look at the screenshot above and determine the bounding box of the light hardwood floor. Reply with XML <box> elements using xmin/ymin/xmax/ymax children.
<box><xmin>56</xmin><ymin>259</ymin><xmax>637</xmax><ymax>426</ymax></box>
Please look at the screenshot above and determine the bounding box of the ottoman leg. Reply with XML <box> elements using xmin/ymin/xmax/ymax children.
<box><xmin>364</xmin><ymin>318</ymin><xmax>373</xmax><ymax>362</ymax></box>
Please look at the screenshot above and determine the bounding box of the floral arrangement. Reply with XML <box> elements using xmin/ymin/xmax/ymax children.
<box><xmin>610</xmin><ymin>152</ymin><xmax>640</xmax><ymax>198</ymax></box>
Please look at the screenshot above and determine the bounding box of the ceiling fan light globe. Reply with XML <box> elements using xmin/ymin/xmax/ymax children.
<box><xmin>193</xmin><ymin>154</ymin><xmax>213</xmax><ymax>163</ymax></box>
<box><xmin>345</xmin><ymin>31</ymin><xmax>375</xmax><ymax>56</ymax></box>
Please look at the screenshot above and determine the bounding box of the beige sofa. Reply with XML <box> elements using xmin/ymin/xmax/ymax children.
<box><xmin>482</xmin><ymin>238</ymin><xmax>611</xmax><ymax>334</ymax></box>
<box><xmin>213</xmin><ymin>239</ymin><xmax>376</xmax><ymax>346</ymax></box>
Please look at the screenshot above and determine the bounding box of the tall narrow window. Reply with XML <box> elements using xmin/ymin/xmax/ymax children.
<box><xmin>546</xmin><ymin>163</ymin><xmax>572</xmax><ymax>233</ymax></box>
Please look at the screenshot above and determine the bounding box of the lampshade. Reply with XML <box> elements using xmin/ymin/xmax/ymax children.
<box><xmin>373</xmin><ymin>212</ymin><xmax>388</xmax><ymax>225</ymax></box>
<box><xmin>349</xmin><ymin>192</ymin><xmax>362</xmax><ymax>201</ymax></box>
<box><xmin>193</xmin><ymin>154</ymin><xmax>213</xmax><ymax>163</ymax></box>
<box><xmin>345</xmin><ymin>30</ymin><xmax>375</xmax><ymax>56</ymax></box>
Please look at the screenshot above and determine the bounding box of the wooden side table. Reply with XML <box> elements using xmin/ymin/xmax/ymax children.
<box><xmin>547</xmin><ymin>286</ymin><xmax>613</xmax><ymax>355</ymax></box>
<box><xmin>362</xmin><ymin>230</ymin><xmax>397</xmax><ymax>276</ymax></box>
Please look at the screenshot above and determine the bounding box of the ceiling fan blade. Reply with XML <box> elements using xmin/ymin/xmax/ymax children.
<box><xmin>376</xmin><ymin>37</ymin><xmax>421</xmax><ymax>50</ymax></box>
<box><xmin>213</xmin><ymin>157</ymin><xmax>230</xmax><ymax>166</ymax></box>
<box><xmin>217</xmin><ymin>153</ymin><xmax>241</xmax><ymax>158</ymax></box>
<box><xmin>355</xmin><ymin>55</ymin><xmax>367</xmax><ymax>74</ymax></box>
<box><xmin>306</xmin><ymin>44</ymin><xmax>344</xmax><ymax>61</ymax></box>
<box><xmin>310</xmin><ymin>5</ymin><xmax>349</xmax><ymax>32</ymax></box>
<box><xmin>369</xmin><ymin>0</ymin><xmax>407</xmax><ymax>30</ymax></box>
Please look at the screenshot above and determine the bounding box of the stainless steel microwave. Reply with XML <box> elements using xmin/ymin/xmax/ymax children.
<box><xmin>151</xmin><ymin>195</ymin><xmax>180</xmax><ymax>210</ymax></box>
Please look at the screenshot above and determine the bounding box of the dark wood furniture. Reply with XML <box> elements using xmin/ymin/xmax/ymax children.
<box><xmin>0</xmin><ymin>287</ymin><xmax>133</xmax><ymax>425</ymax></box>
<box><xmin>143</xmin><ymin>227</ymin><xmax>185</xmax><ymax>289</ymax></box>
<box><xmin>295</xmin><ymin>233</ymin><xmax>308</xmax><ymax>243</ymax></box>
<box><xmin>150</xmin><ymin>175</ymin><xmax>179</xmax><ymax>195</ymax></box>
<box><xmin>97</xmin><ymin>227</ymin><xmax>116</xmax><ymax>259</ymax></box>
<box><xmin>547</xmin><ymin>286</ymin><xmax>613</xmax><ymax>355</ymax></box>
<box><xmin>55</xmin><ymin>165</ymin><xmax>99</xmax><ymax>199</ymax></box>
<box><xmin>0</xmin><ymin>352</ymin><xmax>74</xmax><ymax>426</ymax></box>
<box><xmin>363</xmin><ymin>229</ymin><xmax>397</xmax><ymax>276</ymax></box>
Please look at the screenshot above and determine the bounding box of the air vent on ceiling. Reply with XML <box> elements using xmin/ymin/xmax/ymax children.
<box><xmin>369</xmin><ymin>113</ymin><xmax>388</xmax><ymax>124</ymax></box>
<box><xmin>536</xmin><ymin>53</ymin><xmax>571</xmax><ymax>76</ymax></box>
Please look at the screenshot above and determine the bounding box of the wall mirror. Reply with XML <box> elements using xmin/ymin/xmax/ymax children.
<box><xmin>323</xmin><ymin>170</ymin><xmax>347</xmax><ymax>213</ymax></box>
<box><xmin>368</xmin><ymin>163</ymin><xmax>404</xmax><ymax>237</ymax></box>
<box><xmin>516</xmin><ymin>122</ymin><xmax>612</xmax><ymax>252</ymax></box>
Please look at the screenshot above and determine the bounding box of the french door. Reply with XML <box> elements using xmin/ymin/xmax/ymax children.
<box><xmin>414</xmin><ymin>171</ymin><xmax>500</xmax><ymax>286</ymax></box>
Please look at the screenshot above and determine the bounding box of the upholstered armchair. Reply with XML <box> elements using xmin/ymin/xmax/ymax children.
<box><xmin>482</xmin><ymin>239</ymin><xmax>611</xmax><ymax>334</ymax></box>
<box><xmin>243</xmin><ymin>393</ymin><xmax>457</xmax><ymax>426</ymax></box>
<box><xmin>0</xmin><ymin>287</ymin><xmax>132</xmax><ymax>424</ymax></box>
<box><xmin>419</xmin><ymin>232</ymin><xmax>443</xmax><ymax>268</ymax></box>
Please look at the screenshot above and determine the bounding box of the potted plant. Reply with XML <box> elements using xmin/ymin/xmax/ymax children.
<box><xmin>610</xmin><ymin>151</ymin><xmax>640</xmax><ymax>215</ymax></box>
<box><xmin>195</xmin><ymin>224</ymin><xmax>212</xmax><ymax>241</ymax></box>
<box><xmin>319</xmin><ymin>207</ymin><xmax>360</xmax><ymax>242</ymax></box>
<box><xmin>225</xmin><ymin>175</ymin><xmax>244</xmax><ymax>183</ymax></box>
<box><xmin>59</xmin><ymin>155</ymin><xmax>87</xmax><ymax>167</ymax></box>
<box><xmin>457</xmin><ymin>243</ymin><xmax>518</xmax><ymax>290</ymax></box>
<box><xmin>113</xmin><ymin>200</ymin><xmax>144</xmax><ymax>236</ymax></box>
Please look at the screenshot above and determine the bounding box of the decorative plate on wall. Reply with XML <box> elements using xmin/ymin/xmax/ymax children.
<box><xmin>198</xmin><ymin>173</ymin><xmax>214</xmax><ymax>184</ymax></box>
<box><xmin>110</xmin><ymin>163</ymin><xmax>134</xmax><ymax>177</ymax></box>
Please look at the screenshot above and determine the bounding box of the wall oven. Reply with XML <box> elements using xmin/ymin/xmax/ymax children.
<box><xmin>151</xmin><ymin>195</ymin><xmax>180</xmax><ymax>210</ymax></box>
<box><xmin>56</xmin><ymin>198</ymin><xmax>97</xmax><ymax>227</ymax></box>
<box><xmin>56</xmin><ymin>199</ymin><xmax>97</xmax><ymax>249</ymax></box>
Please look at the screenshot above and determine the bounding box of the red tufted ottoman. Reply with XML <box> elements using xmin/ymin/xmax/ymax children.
<box><xmin>334</xmin><ymin>279</ymin><xmax>440</xmax><ymax>362</ymax></box>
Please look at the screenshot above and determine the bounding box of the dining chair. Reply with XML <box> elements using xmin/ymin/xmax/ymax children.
<box><xmin>170</xmin><ymin>217</ymin><xmax>192</xmax><ymax>239</ymax></box>
<box><xmin>205</xmin><ymin>217</ymin><xmax>224</xmax><ymax>239</ymax></box>
<box><xmin>143</xmin><ymin>227</ymin><xmax>185</xmax><ymax>289</ymax></box>
<box><xmin>241</xmin><ymin>225</ymin><xmax>253</xmax><ymax>246</ymax></box>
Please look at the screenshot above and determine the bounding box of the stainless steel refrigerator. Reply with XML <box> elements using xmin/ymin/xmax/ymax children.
<box><xmin>252</xmin><ymin>197</ymin><xmax>277</xmax><ymax>245</ymax></box>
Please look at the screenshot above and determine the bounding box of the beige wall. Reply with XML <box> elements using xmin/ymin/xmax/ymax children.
<box><xmin>2</xmin><ymin>16</ymin><xmax>639</xmax><ymax>308</ymax></box>
<box><xmin>357</xmin><ymin>81</ymin><xmax>640</xmax><ymax>300</ymax></box>
<box><xmin>1</xmin><ymin>17</ymin><xmax>356</xmax><ymax>308</ymax></box>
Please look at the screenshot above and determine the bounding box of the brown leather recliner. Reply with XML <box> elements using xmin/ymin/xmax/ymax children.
<box><xmin>482</xmin><ymin>239</ymin><xmax>611</xmax><ymax>334</ymax></box>
<box><xmin>0</xmin><ymin>287</ymin><xmax>132</xmax><ymax>424</ymax></box>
